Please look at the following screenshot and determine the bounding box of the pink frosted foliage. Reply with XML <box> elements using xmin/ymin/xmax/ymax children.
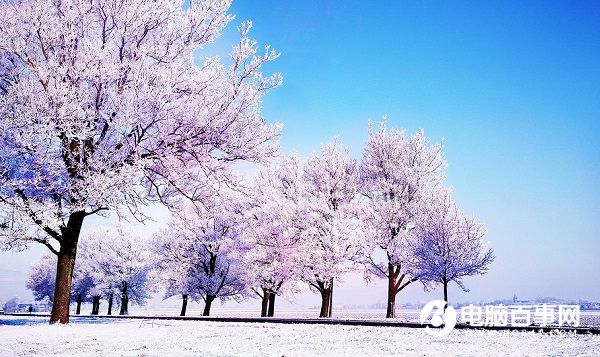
<box><xmin>241</xmin><ymin>155</ymin><xmax>306</xmax><ymax>297</ymax></box>
<box><xmin>0</xmin><ymin>0</ymin><xmax>282</xmax><ymax>253</ymax></box>
<box><xmin>412</xmin><ymin>188</ymin><xmax>494</xmax><ymax>291</ymax></box>
<box><xmin>152</xmin><ymin>197</ymin><xmax>247</xmax><ymax>304</ymax></box>
<box><xmin>358</xmin><ymin>120</ymin><xmax>447</xmax><ymax>282</ymax></box>
<box><xmin>299</xmin><ymin>140</ymin><xmax>364</xmax><ymax>292</ymax></box>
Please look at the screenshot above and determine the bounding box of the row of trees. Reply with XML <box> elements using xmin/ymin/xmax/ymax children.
<box><xmin>0</xmin><ymin>0</ymin><xmax>492</xmax><ymax>324</ymax></box>
<box><xmin>27</xmin><ymin>226</ymin><xmax>152</xmax><ymax>315</ymax></box>
<box><xmin>151</xmin><ymin>124</ymin><xmax>494</xmax><ymax>318</ymax></box>
<box><xmin>26</xmin><ymin>123</ymin><xmax>494</xmax><ymax>319</ymax></box>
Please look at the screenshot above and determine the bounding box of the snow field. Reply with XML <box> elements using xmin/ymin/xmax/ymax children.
<box><xmin>1</xmin><ymin>316</ymin><xmax>599</xmax><ymax>356</ymax></box>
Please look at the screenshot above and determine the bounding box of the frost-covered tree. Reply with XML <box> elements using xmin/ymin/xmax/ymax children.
<box><xmin>153</xmin><ymin>200</ymin><xmax>246</xmax><ymax>316</ymax></box>
<box><xmin>3</xmin><ymin>297</ymin><xmax>19</xmax><ymax>313</ymax></box>
<box><xmin>26</xmin><ymin>254</ymin><xmax>56</xmax><ymax>305</ymax></box>
<box><xmin>358</xmin><ymin>121</ymin><xmax>446</xmax><ymax>318</ymax></box>
<box><xmin>300</xmin><ymin>140</ymin><xmax>362</xmax><ymax>318</ymax></box>
<box><xmin>413</xmin><ymin>189</ymin><xmax>494</xmax><ymax>304</ymax></box>
<box><xmin>0</xmin><ymin>0</ymin><xmax>281</xmax><ymax>323</ymax></box>
<box><xmin>73</xmin><ymin>240</ymin><xmax>103</xmax><ymax>315</ymax></box>
<box><xmin>148</xmin><ymin>252</ymin><xmax>193</xmax><ymax>316</ymax></box>
<box><xmin>70</xmin><ymin>259</ymin><xmax>95</xmax><ymax>315</ymax></box>
<box><xmin>242</xmin><ymin>155</ymin><xmax>305</xmax><ymax>317</ymax></box>
<box><xmin>150</xmin><ymin>232</ymin><xmax>200</xmax><ymax>317</ymax></box>
<box><xmin>82</xmin><ymin>226</ymin><xmax>153</xmax><ymax>315</ymax></box>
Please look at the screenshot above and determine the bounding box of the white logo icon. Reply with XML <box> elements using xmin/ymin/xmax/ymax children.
<box><xmin>420</xmin><ymin>300</ymin><xmax>457</xmax><ymax>337</ymax></box>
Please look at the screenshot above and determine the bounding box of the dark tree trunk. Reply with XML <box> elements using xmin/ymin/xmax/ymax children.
<box><xmin>385</xmin><ymin>264</ymin><xmax>417</xmax><ymax>318</ymax></box>
<box><xmin>75</xmin><ymin>294</ymin><xmax>82</xmax><ymax>315</ymax></box>
<box><xmin>119</xmin><ymin>285</ymin><xmax>129</xmax><ymax>315</ymax></box>
<box><xmin>319</xmin><ymin>288</ymin><xmax>332</xmax><ymax>318</ymax></box>
<box><xmin>260</xmin><ymin>289</ymin><xmax>270</xmax><ymax>317</ymax></box>
<box><xmin>107</xmin><ymin>293</ymin><xmax>113</xmax><ymax>315</ymax></box>
<box><xmin>180</xmin><ymin>294</ymin><xmax>188</xmax><ymax>316</ymax></box>
<box><xmin>328</xmin><ymin>278</ymin><xmax>334</xmax><ymax>318</ymax></box>
<box><xmin>443</xmin><ymin>279</ymin><xmax>449</xmax><ymax>311</ymax></box>
<box><xmin>386</xmin><ymin>271</ymin><xmax>398</xmax><ymax>318</ymax></box>
<box><xmin>386</xmin><ymin>264</ymin><xmax>405</xmax><ymax>319</ymax></box>
<box><xmin>203</xmin><ymin>295</ymin><xmax>215</xmax><ymax>316</ymax></box>
<box><xmin>91</xmin><ymin>296</ymin><xmax>101</xmax><ymax>315</ymax></box>
<box><xmin>267</xmin><ymin>293</ymin><xmax>276</xmax><ymax>317</ymax></box>
<box><xmin>49</xmin><ymin>211</ymin><xmax>85</xmax><ymax>325</ymax></box>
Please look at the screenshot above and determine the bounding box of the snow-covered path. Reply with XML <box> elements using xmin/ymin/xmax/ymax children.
<box><xmin>1</xmin><ymin>316</ymin><xmax>598</xmax><ymax>356</ymax></box>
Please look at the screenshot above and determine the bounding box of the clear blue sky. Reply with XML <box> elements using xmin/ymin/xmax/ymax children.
<box><xmin>1</xmin><ymin>1</ymin><xmax>598</xmax><ymax>307</ymax></box>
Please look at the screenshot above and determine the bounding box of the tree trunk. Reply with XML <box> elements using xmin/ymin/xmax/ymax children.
<box><xmin>260</xmin><ymin>290</ymin><xmax>270</xmax><ymax>317</ymax></box>
<box><xmin>443</xmin><ymin>279</ymin><xmax>448</xmax><ymax>311</ymax></box>
<box><xmin>385</xmin><ymin>265</ymin><xmax>417</xmax><ymax>318</ymax></box>
<box><xmin>319</xmin><ymin>288</ymin><xmax>332</xmax><ymax>318</ymax></box>
<box><xmin>91</xmin><ymin>296</ymin><xmax>101</xmax><ymax>315</ymax></box>
<box><xmin>75</xmin><ymin>294</ymin><xmax>82</xmax><ymax>315</ymax></box>
<box><xmin>267</xmin><ymin>293</ymin><xmax>276</xmax><ymax>317</ymax></box>
<box><xmin>203</xmin><ymin>295</ymin><xmax>215</xmax><ymax>316</ymax></box>
<box><xmin>386</xmin><ymin>272</ymin><xmax>398</xmax><ymax>318</ymax></box>
<box><xmin>328</xmin><ymin>278</ymin><xmax>333</xmax><ymax>318</ymax></box>
<box><xmin>119</xmin><ymin>285</ymin><xmax>129</xmax><ymax>315</ymax></box>
<box><xmin>107</xmin><ymin>293</ymin><xmax>113</xmax><ymax>315</ymax></box>
<box><xmin>180</xmin><ymin>294</ymin><xmax>188</xmax><ymax>316</ymax></box>
<box><xmin>49</xmin><ymin>211</ymin><xmax>86</xmax><ymax>324</ymax></box>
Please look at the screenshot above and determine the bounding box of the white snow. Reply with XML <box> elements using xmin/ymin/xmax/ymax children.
<box><xmin>1</xmin><ymin>316</ymin><xmax>599</xmax><ymax>356</ymax></box>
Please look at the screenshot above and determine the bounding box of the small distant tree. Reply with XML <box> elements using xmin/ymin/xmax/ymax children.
<box><xmin>73</xmin><ymin>255</ymin><xmax>96</xmax><ymax>314</ymax></box>
<box><xmin>358</xmin><ymin>121</ymin><xmax>446</xmax><ymax>318</ymax></box>
<box><xmin>150</xmin><ymin>239</ymin><xmax>196</xmax><ymax>316</ymax></box>
<box><xmin>153</xmin><ymin>201</ymin><xmax>246</xmax><ymax>316</ymax></box>
<box><xmin>300</xmin><ymin>140</ymin><xmax>363</xmax><ymax>318</ymax></box>
<box><xmin>242</xmin><ymin>155</ymin><xmax>305</xmax><ymax>317</ymax></box>
<box><xmin>26</xmin><ymin>254</ymin><xmax>56</xmax><ymax>305</ymax></box>
<box><xmin>413</xmin><ymin>189</ymin><xmax>494</xmax><ymax>305</ymax></box>
<box><xmin>83</xmin><ymin>226</ymin><xmax>154</xmax><ymax>315</ymax></box>
<box><xmin>3</xmin><ymin>297</ymin><xmax>19</xmax><ymax>313</ymax></box>
<box><xmin>74</xmin><ymin>241</ymin><xmax>101</xmax><ymax>315</ymax></box>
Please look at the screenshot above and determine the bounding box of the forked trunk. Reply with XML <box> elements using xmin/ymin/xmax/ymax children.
<box><xmin>107</xmin><ymin>293</ymin><xmax>113</xmax><ymax>315</ymax></box>
<box><xmin>49</xmin><ymin>211</ymin><xmax>86</xmax><ymax>324</ymax></box>
<box><xmin>203</xmin><ymin>294</ymin><xmax>216</xmax><ymax>316</ymax></box>
<box><xmin>260</xmin><ymin>290</ymin><xmax>270</xmax><ymax>317</ymax></box>
<box><xmin>180</xmin><ymin>294</ymin><xmax>188</xmax><ymax>316</ymax></box>
<box><xmin>267</xmin><ymin>293</ymin><xmax>276</xmax><ymax>317</ymax></box>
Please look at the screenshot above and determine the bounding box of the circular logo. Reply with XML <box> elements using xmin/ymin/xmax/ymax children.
<box><xmin>420</xmin><ymin>300</ymin><xmax>457</xmax><ymax>337</ymax></box>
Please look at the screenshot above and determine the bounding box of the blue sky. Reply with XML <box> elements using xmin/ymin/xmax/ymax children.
<box><xmin>220</xmin><ymin>0</ymin><xmax>600</xmax><ymax>302</ymax></box>
<box><xmin>1</xmin><ymin>1</ymin><xmax>599</xmax><ymax>308</ymax></box>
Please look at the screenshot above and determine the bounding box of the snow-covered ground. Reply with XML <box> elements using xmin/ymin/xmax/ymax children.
<box><xmin>1</xmin><ymin>316</ymin><xmax>599</xmax><ymax>356</ymax></box>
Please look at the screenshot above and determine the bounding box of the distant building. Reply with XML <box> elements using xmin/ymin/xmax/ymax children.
<box><xmin>16</xmin><ymin>302</ymin><xmax>51</xmax><ymax>313</ymax></box>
